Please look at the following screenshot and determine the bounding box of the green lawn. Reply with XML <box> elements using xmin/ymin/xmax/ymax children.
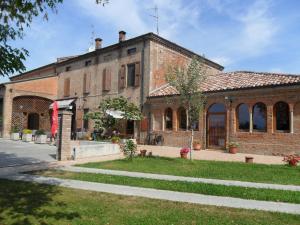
<box><xmin>37</xmin><ymin>170</ymin><xmax>300</xmax><ymax>204</ymax></box>
<box><xmin>78</xmin><ymin>157</ymin><xmax>300</xmax><ymax>185</ymax></box>
<box><xmin>1</xmin><ymin>179</ymin><xmax>299</xmax><ymax>225</ymax></box>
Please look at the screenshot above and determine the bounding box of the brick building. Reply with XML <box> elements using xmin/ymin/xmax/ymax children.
<box><xmin>1</xmin><ymin>31</ymin><xmax>300</xmax><ymax>155</ymax></box>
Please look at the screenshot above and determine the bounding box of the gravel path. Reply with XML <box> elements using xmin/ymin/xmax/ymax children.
<box><xmin>3</xmin><ymin>173</ymin><xmax>300</xmax><ymax>215</ymax></box>
<box><xmin>60</xmin><ymin>166</ymin><xmax>300</xmax><ymax>192</ymax></box>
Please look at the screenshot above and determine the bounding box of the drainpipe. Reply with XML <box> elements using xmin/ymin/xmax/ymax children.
<box><xmin>139</xmin><ymin>39</ymin><xmax>146</xmax><ymax>142</ymax></box>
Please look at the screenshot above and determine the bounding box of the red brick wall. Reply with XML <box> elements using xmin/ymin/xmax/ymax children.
<box><xmin>147</xmin><ymin>86</ymin><xmax>300</xmax><ymax>155</ymax></box>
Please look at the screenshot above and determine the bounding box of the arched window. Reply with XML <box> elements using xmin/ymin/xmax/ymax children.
<box><xmin>208</xmin><ymin>103</ymin><xmax>226</xmax><ymax>113</ymax></box>
<box><xmin>253</xmin><ymin>102</ymin><xmax>267</xmax><ymax>132</ymax></box>
<box><xmin>274</xmin><ymin>102</ymin><xmax>290</xmax><ymax>131</ymax></box>
<box><xmin>165</xmin><ymin>108</ymin><xmax>173</xmax><ymax>130</ymax></box>
<box><xmin>237</xmin><ymin>104</ymin><xmax>250</xmax><ymax>131</ymax></box>
<box><xmin>178</xmin><ymin>107</ymin><xmax>187</xmax><ymax>130</ymax></box>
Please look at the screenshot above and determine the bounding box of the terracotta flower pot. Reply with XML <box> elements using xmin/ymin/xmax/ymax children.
<box><xmin>229</xmin><ymin>147</ymin><xmax>238</xmax><ymax>154</ymax></box>
<box><xmin>193</xmin><ymin>143</ymin><xmax>201</xmax><ymax>151</ymax></box>
<box><xmin>140</xmin><ymin>150</ymin><xmax>147</xmax><ymax>157</ymax></box>
<box><xmin>180</xmin><ymin>153</ymin><xmax>188</xmax><ymax>159</ymax></box>
<box><xmin>245</xmin><ymin>156</ymin><xmax>254</xmax><ymax>163</ymax></box>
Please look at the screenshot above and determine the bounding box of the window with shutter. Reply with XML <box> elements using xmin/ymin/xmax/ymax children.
<box><xmin>134</xmin><ymin>62</ymin><xmax>141</xmax><ymax>87</ymax></box>
<box><xmin>103</xmin><ymin>68</ymin><xmax>111</xmax><ymax>91</ymax></box>
<box><xmin>119</xmin><ymin>65</ymin><xmax>126</xmax><ymax>89</ymax></box>
<box><xmin>127</xmin><ymin>63</ymin><xmax>135</xmax><ymax>87</ymax></box>
<box><xmin>64</xmin><ymin>78</ymin><xmax>70</xmax><ymax>97</ymax></box>
<box><xmin>83</xmin><ymin>73</ymin><xmax>91</xmax><ymax>94</ymax></box>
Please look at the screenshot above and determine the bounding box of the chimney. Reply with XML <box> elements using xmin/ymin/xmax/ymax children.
<box><xmin>119</xmin><ymin>31</ymin><xmax>126</xmax><ymax>42</ymax></box>
<box><xmin>95</xmin><ymin>38</ymin><xmax>102</xmax><ymax>50</ymax></box>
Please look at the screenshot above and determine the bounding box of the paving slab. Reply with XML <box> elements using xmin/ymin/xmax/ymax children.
<box><xmin>60</xmin><ymin>166</ymin><xmax>300</xmax><ymax>192</ymax></box>
<box><xmin>2</xmin><ymin>174</ymin><xmax>300</xmax><ymax>215</ymax></box>
<box><xmin>0</xmin><ymin>138</ymin><xmax>56</xmax><ymax>167</ymax></box>
<box><xmin>138</xmin><ymin>145</ymin><xmax>285</xmax><ymax>165</ymax></box>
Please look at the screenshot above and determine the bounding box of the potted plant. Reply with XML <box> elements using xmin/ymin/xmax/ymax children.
<box><xmin>283</xmin><ymin>155</ymin><xmax>299</xmax><ymax>167</ymax></box>
<box><xmin>228</xmin><ymin>142</ymin><xmax>239</xmax><ymax>154</ymax></box>
<box><xmin>22</xmin><ymin>129</ymin><xmax>32</xmax><ymax>142</ymax></box>
<box><xmin>35</xmin><ymin>129</ymin><xmax>47</xmax><ymax>144</ymax></box>
<box><xmin>140</xmin><ymin>149</ymin><xmax>147</xmax><ymax>157</ymax></box>
<box><xmin>180</xmin><ymin>147</ymin><xmax>190</xmax><ymax>159</ymax></box>
<box><xmin>111</xmin><ymin>136</ymin><xmax>120</xmax><ymax>144</ymax></box>
<box><xmin>10</xmin><ymin>126</ymin><xmax>20</xmax><ymax>141</ymax></box>
<box><xmin>193</xmin><ymin>140</ymin><xmax>201</xmax><ymax>150</ymax></box>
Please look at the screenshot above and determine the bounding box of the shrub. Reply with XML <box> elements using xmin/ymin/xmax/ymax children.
<box><xmin>193</xmin><ymin>140</ymin><xmax>200</xmax><ymax>145</ymax></box>
<box><xmin>22</xmin><ymin>129</ymin><xmax>32</xmax><ymax>134</ymax></box>
<box><xmin>123</xmin><ymin>139</ymin><xmax>137</xmax><ymax>160</ymax></box>
<box><xmin>180</xmin><ymin>147</ymin><xmax>190</xmax><ymax>154</ymax></box>
<box><xmin>228</xmin><ymin>142</ymin><xmax>239</xmax><ymax>148</ymax></box>
<box><xmin>283</xmin><ymin>155</ymin><xmax>299</xmax><ymax>166</ymax></box>
<box><xmin>111</xmin><ymin>136</ymin><xmax>120</xmax><ymax>143</ymax></box>
<box><xmin>35</xmin><ymin>129</ymin><xmax>46</xmax><ymax>135</ymax></box>
<box><xmin>10</xmin><ymin>126</ymin><xmax>19</xmax><ymax>133</ymax></box>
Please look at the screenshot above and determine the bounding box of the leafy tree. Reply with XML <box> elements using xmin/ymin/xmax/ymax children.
<box><xmin>85</xmin><ymin>96</ymin><xmax>142</xmax><ymax>131</ymax></box>
<box><xmin>165</xmin><ymin>56</ymin><xmax>207</xmax><ymax>159</ymax></box>
<box><xmin>0</xmin><ymin>0</ymin><xmax>108</xmax><ymax>77</ymax></box>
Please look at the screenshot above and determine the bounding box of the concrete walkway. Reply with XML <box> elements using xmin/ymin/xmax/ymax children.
<box><xmin>3</xmin><ymin>173</ymin><xmax>300</xmax><ymax>215</ymax></box>
<box><xmin>138</xmin><ymin>145</ymin><xmax>285</xmax><ymax>165</ymax></box>
<box><xmin>60</xmin><ymin>166</ymin><xmax>300</xmax><ymax>192</ymax></box>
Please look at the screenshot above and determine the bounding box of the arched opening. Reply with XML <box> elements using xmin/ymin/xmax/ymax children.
<box><xmin>294</xmin><ymin>102</ymin><xmax>300</xmax><ymax>133</ymax></box>
<box><xmin>274</xmin><ymin>101</ymin><xmax>290</xmax><ymax>131</ymax></box>
<box><xmin>237</xmin><ymin>103</ymin><xmax>250</xmax><ymax>131</ymax></box>
<box><xmin>27</xmin><ymin>113</ymin><xmax>39</xmax><ymax>130</ymax></box>
<box><xmin>177</xmin><ymin>107</ymin><xmax>187</xmax><ymax>130</ymax></box>
<box><xmin>253</xmin><ymin>102</ymin><xmax>267</xmax><ymax>132</ymax></box>
<box><xmin>207</xmin><ymin>103</ymin><xmax>226</xmax><ymax>148</ymax></box>
<box><xmin>11</xmin><ymin>96</ymin><xmax>52</xmax><ymax>132</ymax></box>
<box><xmin>165</xmin><ymin>108</ymin><xmax>173</xmax><ymax>130</ymax></box>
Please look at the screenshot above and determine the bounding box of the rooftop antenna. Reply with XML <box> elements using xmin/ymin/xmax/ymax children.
<box><xmin>149</xmin><ymin>5</ymin><xmax>159</xmax><ymax>35</ymax></box>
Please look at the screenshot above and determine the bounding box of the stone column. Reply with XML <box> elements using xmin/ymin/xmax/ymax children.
<box><xmin>249</xmin><ymin>106</ymin><xmax>253</xmax><ymax>133</ymax></box>
<box><xmin>172</xmin><ymin>108</ymin><xmax>178</xmax><ymax>131</ymax></box>
<box><xmin>226</xmin><ymin>107</ymin><xmax>230</xmax><ymax>148</ymax></box>
<box><xmin>2</xmin><ymin>87</ymin><xmax>13</xmax><ymax>138</ymax></box>
<box><xmin>202</xmin><ymin>110</ymin><xmax>207</xmax><ymax>149</ymax></box>
<box><xmin>186</xmin><ymin>109</ymin><xmax>189</xmax><ymax>131</ymax></box>
<box><xmin>161</xmin><ymin>110</ymin><xmax>165</xmax><ymax>131</ymax></box>
<box><xmin>57</xmin><ymin>110</ymin><xmax>73</xmax><ymax>161</ymax></box>
<box><xmin>290</xmin><ymin>103</ymin><xmax>294</xmax><ymax>134</ymax></box>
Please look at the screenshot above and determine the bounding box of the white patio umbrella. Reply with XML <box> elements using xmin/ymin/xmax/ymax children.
<box><xmin>105</xmin><ymin>109</ymin><xmax>125</xmax><ymax>119</ymax></box>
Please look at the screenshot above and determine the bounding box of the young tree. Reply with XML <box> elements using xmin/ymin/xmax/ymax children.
<box><xmin>0</xmin><ymin>0</ymin><xmax>108</xmax><ymax>77</ymax></box>
<box><xmin>165</xmin><ymin>56</ymin><xmax>207</xmax><ymax>159</ymax></box>
<box><xmin>85</xmin><ymin>96</ymin><xmax>142</xmax><ymax>132</ymax></box>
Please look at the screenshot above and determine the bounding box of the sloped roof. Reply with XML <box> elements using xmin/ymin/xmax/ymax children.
<box><xmin>149</xmin><ymin>71</ymin><xmax>300</xmax><ymax>97</ymax></box>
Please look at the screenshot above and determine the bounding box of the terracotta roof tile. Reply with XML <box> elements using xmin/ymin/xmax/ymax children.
<box><xmin>149</xmin><ymin>71</ymin><xmax>300</xmax><ymax>97</ymax></box>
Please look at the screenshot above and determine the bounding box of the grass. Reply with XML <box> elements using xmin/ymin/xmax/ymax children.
<box><xmin>78</xmin><ymin>157</ymin><xmax>300</xmax><ymax>185</ymax></box>
<box><xmin>1</xmin><ymin>179</ymin><xmax>300</xmax><ymax>225</ymax></box>
<box><xmin>36</xmin><ymin>170</ymin><xmax>300</xmax><ymax>204</ymax></box>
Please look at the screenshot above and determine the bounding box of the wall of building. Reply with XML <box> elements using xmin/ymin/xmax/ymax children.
<box><xmin>148</xmin><ymin>40</ymin><xmax>222</xmax><ymax>92</ymax></box>
<box><xmin>2</xmin><ymin>76</ymin><xmax>58</xmax><ymax>138</ymax></box>
<box><xmin>147</xmin><ymin>86</ymin><xmax>300</xmax><ymax>156</ymax></box>
<box><xmin>9</xmin><ymin>65</ymin><xmax>56</xmax><ymax>82</ymax></box>
<box><xmin>56</xmin><ymin>40</ymin><xmax>151</xmax><ymax>134</ymax></box>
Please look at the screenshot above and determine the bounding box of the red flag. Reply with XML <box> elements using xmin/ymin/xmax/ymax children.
<box><xmin>51</xmin><ymin>101</ymin><xmax>58</xmax><ymax>137</ymax></box>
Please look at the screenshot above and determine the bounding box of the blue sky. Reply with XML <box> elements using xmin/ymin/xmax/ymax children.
<box><xmin>2</xmin><ymin>0</ymin><xmax>300</xmax><ymax>83</ymax></box>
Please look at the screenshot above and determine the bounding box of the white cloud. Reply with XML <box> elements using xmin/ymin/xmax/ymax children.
<box><xmin>74</xmin><ymin>0</ymin><xmax>200</xmax><ymax>40</ymax></box>
<box><xmin>205</xmin><ymin>0</ymin><xmax>279</xmax><ymax>69</ymax></box>
<box><xmin>211</xmin><ymin>56</ymin><xmax>233</xmax><ymax>66</ymax></box>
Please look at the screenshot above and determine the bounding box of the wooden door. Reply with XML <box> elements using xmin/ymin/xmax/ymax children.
<box><xmin>207</xmin><ymin>113</ymin><xmax>226</xmax><ymax>148</ymax></box>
